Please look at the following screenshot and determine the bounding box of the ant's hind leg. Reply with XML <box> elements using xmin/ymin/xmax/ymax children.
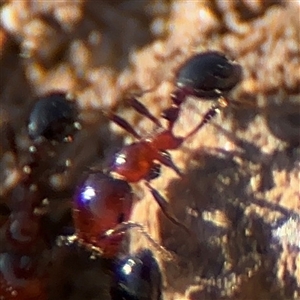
<box><xmin>144</xmin><ymin>181</ymin><xmax>191</xmax><ymax>234</ymax></box>
<box><xmin>157</xmin><ymin>151</ymin><xmax>183</xmax><ymax>177</ymax></box>
<box><xmin>161</xmin><ymin>88</ymin><xmax>187</xmax><ymax>131</ymax></box>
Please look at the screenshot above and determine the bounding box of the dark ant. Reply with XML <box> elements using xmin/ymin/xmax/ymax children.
<box><xmin>27</xmin><ymin>92</ymin><xmax>79</xmax><ymax>143</ymax></box>
<box><xmin>0</xmin><ymin>92</ymin><xmax>79</xmax><ymax>300</ymax></box>
<box><xmin>106</xmin><ymin>51</ymin><xmax>242</xmax><ymax>230</ymax></box>
<box><xmin>111</xmin><ymin>249</ymin><xmax>162</xmax><ymax>300</ymax></box>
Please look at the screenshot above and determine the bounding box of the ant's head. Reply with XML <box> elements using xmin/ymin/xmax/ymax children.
<box><xmin>175</xmin><ymin>51</ymin><xmax>243</xmax><ymax>99</ymax></box>
<box><xmin>28</xmin><ymin>92</ymin><xmax>79</xmax><ymax>143</ymax></box>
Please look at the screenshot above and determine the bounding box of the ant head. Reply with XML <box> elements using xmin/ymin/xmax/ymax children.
<box><xmin>27</xmin><ymin>92</ymin><xmax>79</xmax><ymax>143</ymax></box>
<box><xmin>175</xmin><ymin>51</ymin><xmax>243</xmax><ymax>99</ymax></box>
<box><xmin>111</xmin><ymin>249</ymin><xmax>162</xmax><ymax>300</ymax></box>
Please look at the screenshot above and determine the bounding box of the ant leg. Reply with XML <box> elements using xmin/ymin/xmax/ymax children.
<box><xmin>102</xmin><ymin>222</ymin><xmax>175</xmax><ymax>261</ymax></box>
<box><xmin>107</xmin><ymin>113</ymin><xmax>141</xmax><ymax>140</ymax></box>
<box><xmin>161</xmin><ymin>106</ymin><xmax>180</xmax><ymax>131</ymax></box>
<box><xmin>183</xmin><ymin>96</ymin><xmax>229</xmax><ymax>141</ymax></box>
<box><xmin>127</xmin><ymin>97</ymin><xmax>162</xmax><ymax>127</ymax></box>
<box><xmin>157</xmin><ymin>151</ymin><xmax>182</xmax><ymax>177</ymax></box>
<box><xmin>56</xmin><ymin>235</ymin><xmax>105</xmax><ymax>258</ymax></box>
<box><xmin>161</xmin><ymin>88</ymin><xmax>188</xmax><ymax>131</ymax></box>
<box><xmin>170</xmin><ymin>88</ymin><xmax>187</xmax><ymax>106</ymax></box>
<box><xmin>144</xmin><ymin>181</ymin><xmax>191</xmax><ymax>234</ymax></box>
<box><xmin>145</xmin><ymin>163</ymin><xmax>161</xmax><ymax>181</ymax></box>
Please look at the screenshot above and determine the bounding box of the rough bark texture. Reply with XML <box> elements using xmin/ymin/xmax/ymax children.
<box><xmin>0</xmin><ymin>1</ymin><xmax>299</xmax><ymax>299</ymax></box>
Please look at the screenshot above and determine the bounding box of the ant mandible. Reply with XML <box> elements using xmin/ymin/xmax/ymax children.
<box><xmin>106</xmin><ymin>51</ymin><xmax>242</xmax><ymax>230</ymax></box>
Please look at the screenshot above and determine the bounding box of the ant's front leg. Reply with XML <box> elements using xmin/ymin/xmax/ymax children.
<box><xmin>161</xmin><ymin>88</ymin><xmax>187</xmax><ymax>131</ymax></box>
<box><xmin>161</xmin><ymin>106</ymin><xmax>180</xmax><ymax>132</ymax></box>
<box><xmin>157</xmin><ymin>150</ymin><xmax>182</xmax><ymax>177</ymax></box>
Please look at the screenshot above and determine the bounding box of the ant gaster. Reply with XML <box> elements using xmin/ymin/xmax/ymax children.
<box><xmin>70</xmin><ymin>169</ymin><xmax>172</xmax><ymax>261</ymax></box>
<box><xmin>106</xmin><ymin>51</ymin><xmax>242</xmax><ymax>231</ymax></box>
<box><xmin>72</xmin><ymin>171</ymin><xmax>134</xmax><ymax>257</ymax></box>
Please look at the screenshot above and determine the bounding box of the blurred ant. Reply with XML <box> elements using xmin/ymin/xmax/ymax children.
<box><xmin>106</xmin><ymin>51</ymin><xmax>242</xmax><ymax>231</ymax></box>
<box><xmin>0</xmin><ymin>93</ymin><xmax>78</xmax><ymax>300</ymax></box>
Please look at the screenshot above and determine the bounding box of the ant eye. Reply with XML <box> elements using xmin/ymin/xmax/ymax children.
<box><xmin>27</xmin><ymin>92</ymin><xmax>78</xmax><ymax>142</ymax></box>
<box><xmin>176</xmin><ymin>51</ymin><xmax>242</xmax><ymax>98</ymax></box>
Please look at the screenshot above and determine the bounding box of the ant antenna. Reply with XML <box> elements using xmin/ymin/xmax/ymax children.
<box><xmin>184</xmin><ymin>96</ymin><xmax>229</xmax><ymax>141</ymax></box>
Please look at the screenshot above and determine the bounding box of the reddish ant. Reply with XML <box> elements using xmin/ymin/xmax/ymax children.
<box><xmin>0</xmin><ymin>92</ymin><xmax>78</xmax><ymax>300</ymax></box>
<box><xmin>106</xmin><ymin>51</ymin><xmax>242</xmax><ymax>231</ymax></box>
<box><xmin>69</xmin><ymin>50</ymin><xmax>243</xmax><ymax>254</ymax></box>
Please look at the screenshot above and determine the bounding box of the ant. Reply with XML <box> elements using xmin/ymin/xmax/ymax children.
<box><xmin>41</xmin><ymin>99</ymin><xmax>165</xmax><ymax>298</ymax></box>
<box><xmin>67</xmin><ymin>50</ymin><xmax>243</xmax><ymax>254</ymax></box>
<box><xmin>106</xmin><ymin>51</ymin><xmax>242</xmax><ymax>230</ymax></box>
<box><xmin>111</xmin><ymin>249</ymin><xmax>162</xmax><ymax>300</ymax></box>
<box><xmin>0</xmin><ymin>92</ymin><xmax>79</xmax><ymax>300</ymax></box>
